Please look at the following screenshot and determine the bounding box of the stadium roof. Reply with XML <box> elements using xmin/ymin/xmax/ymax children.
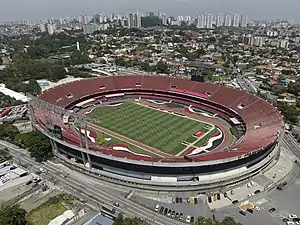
<box><xmin>0</xmin><ymin>84</ymin><xmax>28</xmax><ymax>102</ymax></box>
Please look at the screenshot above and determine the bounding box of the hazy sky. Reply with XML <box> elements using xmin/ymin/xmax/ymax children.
<box><xmin>1</xmin><ymin>0</ymin><xmax>300</xmax><ymax>22</ymax></box>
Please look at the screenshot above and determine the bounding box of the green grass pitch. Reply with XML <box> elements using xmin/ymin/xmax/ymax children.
<box><xmin>88</xmin><ymin>102</ymin><xmax>211</xmax><ymax>155</ymax></box>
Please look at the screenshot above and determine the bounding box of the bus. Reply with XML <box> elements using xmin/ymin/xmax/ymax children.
<box><xmin>102</xmin><ymin>205</ymin><xmax>115</xmax><ymax>214</ymax></box>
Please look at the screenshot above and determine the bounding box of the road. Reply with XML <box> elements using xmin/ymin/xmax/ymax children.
<box><xmin>0</xmin><ymin>141</ymin><xmax>186</xmax><ymax>225</ymax></box>
<box><xmin>282</xmin><ymin>132</ymin><xmax>300</xmax><ymax>159</ymax></box>
<box><xmin>236</xmin><ymin>74</ymin><xmax>257</xmax><ymax>94</ymax></box>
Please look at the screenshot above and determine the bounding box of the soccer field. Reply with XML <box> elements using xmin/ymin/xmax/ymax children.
<box><xmin>88</xmin><ymin>102</ymin><xmax>211</xmax><ymax>155</ymax></box>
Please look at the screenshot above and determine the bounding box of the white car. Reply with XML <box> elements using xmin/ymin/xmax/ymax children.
<box><xmin>155</xmin><ymin>204</ymin><xmax>159</xmax><ymax>212</ymax></box>
<box><xmin>286</xmin><ymin>222</ymin><xmax>295</xmax><ymax>225</ymax></box>
<box><xmin>254</xmin><ymin>206</ymin><xmax>260</xmax><ymax>211</ymax></box>
<box><xmin>186</xmin><ymin>215</ymin><xmax>191</xmax><ymax>223</ymax></box>
<box><xmin>289</xmin><ymin>215</ymin><xmax>298</xmax><ymax>219</ymax></box>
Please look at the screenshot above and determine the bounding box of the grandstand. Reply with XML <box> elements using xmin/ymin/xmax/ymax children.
<box><xmin>0</xmin><ymin>105</ymin><xmax>27</xmax><ymax>122</ymax></box>
<box><xmin>28</xmin><ymin>75</ymin><xmax>284</xmax><ymax>190</ymax></box>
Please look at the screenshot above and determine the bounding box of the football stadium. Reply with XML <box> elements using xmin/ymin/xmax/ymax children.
<box><xmin>28</xmin><ymin>75</ymin><xmax>284</xmax><ymax>191</ymax></box>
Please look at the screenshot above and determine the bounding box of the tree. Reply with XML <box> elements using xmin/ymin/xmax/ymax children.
<box><xmin>113</xmin><ymin>216</ymin><xmax>149</xmax><ymax>225</ymax></box>
<box><xmin>115</xmin><ymin>57</ymin><xmax>126</xmax><ymax>67</ymax></box>
<box><xmin>155</xmin><ymin>61</ymin><xmax>169</xmax><ymax>74</ymax></box>
<box><xmin>0</xmin><ymin>203</ymin><xmax>27</xmax><ymax>225</ymax></box>
<box><xmin>14</xmin><ymin>131</ymin><xmax>52</xmax><ymax>162</ymax></box>
<box><xmin>0</xmin><ymin>124</ymin><xmax>19</xmax><ymax>142</ymax></box>
<box><xmin>70</xmin><ymin>51</ymin><xmax>92</xmax><ymax>65</ymax></box>
<box><xmin>221</xmin><ymin>217</ymin><xmax>242</xmax><ymax>225</ymax></box>
<box><xmin>277</xmin><ymin>102</ymin><xmax>299</xmax><ymax>125</ymax></box>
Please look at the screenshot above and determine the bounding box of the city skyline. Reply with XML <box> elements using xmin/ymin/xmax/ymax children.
<box><xmin>1</xmin><ymin>0</ymin><xmax>300</xmax><ymax>22</ymax></box>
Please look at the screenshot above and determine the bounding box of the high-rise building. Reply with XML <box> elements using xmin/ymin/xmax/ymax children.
<box><xmin>47</xmin><ymin>24</ymin><xmax>56</xmax><ymax>35</ymax></box>
<box><xmin>232</xmin><ymin>14</ymin><xmax>240</xmax><ymax>27</ymax></box>
<box><xmin>224</xmin><ymin>14</ymin><xmax>232</xmax><ymax>27</ymax></box>
<box><xmin>128</xmin><ymin>13</ymin><xmax>135</xmax><ymax>28</ymax></box>
<box><xmin>161</xmin><ymin>14</ymin><xmax>167</xmax><ymax>26</ymax></box>
<box><xmin>39</xmin><ymin>23</ymin><xmax>47</xmax><ymax>32</ymax></box>
<box><xmin>184</xmin><ymin>15</ymin><xmax>192</xmax><ymax>23</ymax></box>
<box><xmin>240</xmin><ymin>14</ymin><xmax>248</xmax><ymax>27</ymax></box>
<box><xmin>197</xmin><ymin>13</ymin><xmax>207</xmax><ymax>28</ymax></box>
<box><xmin>177</xmin><ymin>16</ymin><xmax>184</xmax><ymax>22</ymax></box>
<box><xmin>216</xmin><ymin>13</ymin><xmax>224</xmax><ymax>27</ymax></box>
<box><xmin>83</xmin><ymin>23</ymin><xmax>98</xmax><ymax>34</ymax></box>
<box><xmin>135</xmin><ymin>11</ymin><xmax>141</xmax><ymax>28</ymax></box>
<box><xmin>206</xmin><ymin>13</ymin><xmax>213</xmax><ymax>28</ymax></box>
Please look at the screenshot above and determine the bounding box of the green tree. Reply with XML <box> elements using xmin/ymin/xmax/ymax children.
<box><xmin>155</xmin><ymin>61</ymin><xmax>169</xmax><ymax>74</ymax></box>
<box><xmin>0</xmin><ymin>124</ymin><xmax>19</xmax><ymax>142</ymax></box>
<box><xmin>113</xmin><ymin>216</ymin><xmax>149</xmax><ymax>225</ymax></box>
<box><xmin>14</xmin><ymin>131</ymin><xmax>52</xmax><ymax>162</ymax></box>
<box><xmin>115</xmin><ymin>57</ymin><xmax>126</xmax><ymax>67</ymax></box>
<box><xmin>0</xmin><ymin>203</ymin><xmax>27</xmax><ymax>225</ymax></box>
<box><xmin>277</xmin><ymin>102</ymin><xmax>299</xmax><ymax>124</ymax></box>
<box><xmin>70</xmin><ymin>51</ymin><xmax>92</xmax><ymax>65</ymax></box>
<box><xmin>221</xmin><ymin>217</ymin><xmax>242</xmax><ymax>225</ymax></box>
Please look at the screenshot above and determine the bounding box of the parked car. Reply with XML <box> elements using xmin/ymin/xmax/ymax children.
<box><xmin>289</xmin><ymin>215</ymin><xmax>298</xmax><ymax>219</ymax></box>
<box><xmin>159</xmin><ymin>206</ymin><xmax>164</xmax><ymax>214</ymax></box>
<box><xmin>239</xmin><ymin>210</ymin><xmax>246</xmax><ymax>216</ymax></box>
<box><xmin>167</xmin><ymin>209</ymin><xmax>172</xmax><ymax>217</ymax></box>
<box><xmin>171</xmin><ymin>211</ymin><xmax>175</xmax><ymax>218</ymax></box>
<box><xmin>154</xmin><ymin>204</ymin><xmax>159</xmax><ymax>212</ymax></box>
<box><xmin>232</xmin><ymin>200</ymin><xmax>239</xmax><ymax>204</ymax></box>
<box><xmin>292</xmin><ymin>218</ymin><xmax>300</xmax><ymax>223</ymax></box>
<box><xmin>175</xmin><ymin>197</ymin><xmax>179</xmax><ymax>203</ymax></box>
<box><xmin>254</xmin><ymin>190</ymin><xmax>261</xmax><ymax>194</ymax></box>
<box><xmin>179</xmin><ymin>213</ymin><xmax>183</xmax><ymax>220</ymax></box>
<box><xmin>164</xmin><ymin>208</ymin><xmax>168</xmax><ymax>215</ymax></box>
<box><xmin>186</xmin><ymin>215</ymin><xmax>191</xmax><ymax>223</ymax></box>
<box><xmin>286</xmin><ymin>221</ymin><xmax>295</xmax><ymax>225</ymax></box>
<box><xmin>247</xmin><ymin>208</ymin><xmax>254</xmax><ymax>214</ymax></box>
<box><xmin>190</xmin><ymin>216</ymin><xmax>195</xmax><ymax>224</ymax></box>
<box><xmin>254</xmin><ymin>206</ymin><xmax>260</xmax><ymax>211</ymax></box>
<box><xmin>282</xmin><ymin>218</ymin><xmax>289</xmax><ymax>222</ymax></box>
<box><xmin>269</xmin><ymin>208</ymin><xmax>276</xmax><ymax>213</ymax></box>
<box><xmin>194</xmin><ymin>198</ymin><xmax>198</xmax><ymax>204</ymax></box>
<box><xmin>175</xmin><ymin>213</ymin><xmax>179</xmax><ymax>220</ymax></box>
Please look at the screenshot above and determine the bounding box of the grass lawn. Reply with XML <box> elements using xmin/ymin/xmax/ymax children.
<box><xmin>88</xmin><ymin>102</ymin><xmax>210</xmax><ymax>155</ymax></box>
<box><xmin>92</xmin><ymin>129</ymin><xmax>157</xmax><ymax>157</ymax></box>
<box><xmin>185</xmin><ymin>136</ymin><xmax>198</xmax><ymax>143</ymax></box>
<box><xmin>194</xmin><ymin>128</ymin><xmax>219</xmax><ymax>147</ymax></box>
<box><xmin>27</xmin><ymin>194</ymin><xmax>73</xmax><ymax>225</ymax></box>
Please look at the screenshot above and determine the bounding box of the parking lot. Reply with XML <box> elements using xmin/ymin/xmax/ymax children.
<box><xmin>131</xmin><ymin>194</ymin><xmax>212</xmax><ymax>224</ymax></box>
<box><xmin>215</xmin><ymin>167</ymin><xmax>300</xmax><ymax>225</ymax></box>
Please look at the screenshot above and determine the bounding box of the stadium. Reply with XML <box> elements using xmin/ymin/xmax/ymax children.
<box><xmin>28</xmin><ymin>75</ymin><xmax>284</xmax><ymax>191</ymax></box>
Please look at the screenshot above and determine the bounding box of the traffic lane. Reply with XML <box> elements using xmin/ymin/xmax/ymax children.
<box><xmin>284</xmin><ymin>133</ymin><xmax>300</xmax><ymax>149</ymax></box>
<box><xmin>282</xmin><ymin>136</ymin><xmax>300</xmax><ymax>159</ymax></box>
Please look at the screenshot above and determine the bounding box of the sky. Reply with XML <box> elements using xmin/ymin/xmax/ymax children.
<box><xmin>1</xmin><ymin>0</ymin><xmax>300</xmax><ymax>22</ymax></box>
